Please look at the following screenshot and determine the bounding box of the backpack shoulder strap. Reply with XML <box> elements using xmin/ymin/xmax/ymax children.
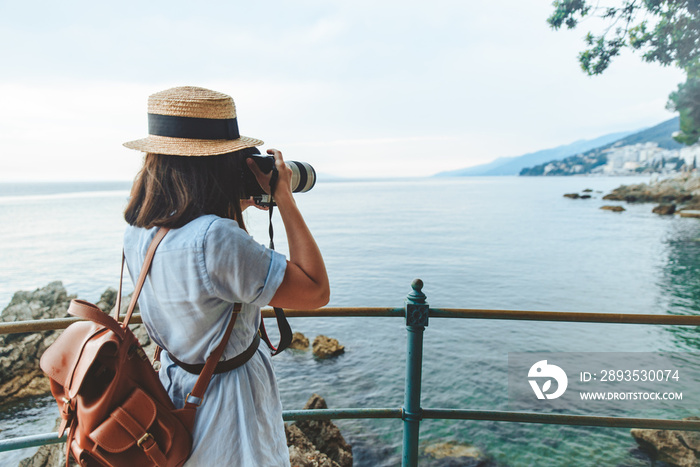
<box><xmin>119</xmin><ymin>227</ymin><xmax>170</xmax><ymax>327</ymax></box>
<box><xmin>181</xmin><ymin>303</ymin><xmax>241</xmax><ymax>420</ymax></box>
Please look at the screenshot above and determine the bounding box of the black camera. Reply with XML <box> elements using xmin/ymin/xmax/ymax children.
<box><xmin>240</xmin><ymin>150</ymin><xmax>316</xmax><ymax>206</ymax></box>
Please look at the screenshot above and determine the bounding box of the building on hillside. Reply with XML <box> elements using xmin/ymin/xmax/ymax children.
<box><xmin>601</xmin><ymin>142</ymin><xmax>680</xmax><ymax>175</ymax></box>
<box><xmin>680</xmin><ymin>144</ymin><xmax>700</xmax><ymax>168</ymax></box>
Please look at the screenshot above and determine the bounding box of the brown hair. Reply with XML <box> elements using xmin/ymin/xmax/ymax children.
<box><xmin>124</xmin><ymin>152</ymin><xmax>246</xmax><ymax>230</ymax></box>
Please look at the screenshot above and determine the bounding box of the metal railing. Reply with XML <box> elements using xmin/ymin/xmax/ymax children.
<box><xmin>2</xmin><ymin>278</ymin><xmax>700</xmax><ymax>466</ymax></box>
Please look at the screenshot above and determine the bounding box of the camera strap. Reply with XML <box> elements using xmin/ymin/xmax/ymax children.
<box><xmin>268</xmin><ymin>205</ymin><xmax>275</xmax><ymax>250</ymax></box>
<box><xmin>259</xmin><ymin>202</ymin><xmax>293</xmax><ymax>355</ymax></box>
<box><xmin>268</xmin><ymin>168</ymin><xmax>279</xmax><ymax>200</ymax></box>
<box><xmin>259</xmin><ymin>306</ymin><xmax>293</xmax><ymax>356</ymax></box>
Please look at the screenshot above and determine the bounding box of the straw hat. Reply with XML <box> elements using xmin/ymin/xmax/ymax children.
<box><xmin>123</xmin><ymin>86</ymin><xmax>263</xmax><ymax>156</ymax></box>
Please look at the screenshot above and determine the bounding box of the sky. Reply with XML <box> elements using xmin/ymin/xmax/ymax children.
<box><xmin>0</xmin><ymin>0</ymin><xmax>686</xmax><ymax>181</ymax></box>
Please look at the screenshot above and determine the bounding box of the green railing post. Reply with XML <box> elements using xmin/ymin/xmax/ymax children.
<box><xmin>402</xmin><ymin>279</ymin><xmax>429</xmax><ymax>466</ymax></box>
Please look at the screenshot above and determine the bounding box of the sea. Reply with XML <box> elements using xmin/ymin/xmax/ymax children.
<box><xmin>2</xmin><ymin>176</ymin><xmax>700</xmax><ymax>466</ymax></box>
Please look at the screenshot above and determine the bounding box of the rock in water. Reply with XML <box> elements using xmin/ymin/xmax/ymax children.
<box><xmin>424</xmin><ymin>442</ymin><xmax>486</xmax><ymax>460</ymax></box>
<box><xmin>287</xmin><ymin>394</ymin><xmax>353</xmax><ymax>467</ymax></box>
<box><xmin>600</xmin><ymin>205</ymin><xmax>626</xmax><ymax>212</ymax></box>
<box><xmin>290</xmin><ymin>332</ymin><xmax>310</xmax><ymax>350</ymax></box>
<box><xmin>603</xmin><ymin>177</ymin><xmax>697</xmax><ymax>204</ymax></box>
<box><xmin>631</xmin><ymin>419</ymin><xmax>700</xmax><ymax>467</ymax></box>
<box><xmin>312</xmin><ymin>335</ymin><xmax>345</xmax><ymax>359</ymax></box>
<box><xmin>286</xmin><ymin>424</ymin><xmax>339</xmax><ymax>467</ymax></box>
<box><xmin>0</xmin><ymin>282</ymin><xmax>74</xmax><ymax>400</ymax></box>
<box><xmin>652</xmin><ymin>204</ymin><xmax>676</xmax><ymax>215</ymax></box>
<box><xmin>423</xmin><ymin>441</ymin><xmax>496</xmax><ymax>466</ymax></box>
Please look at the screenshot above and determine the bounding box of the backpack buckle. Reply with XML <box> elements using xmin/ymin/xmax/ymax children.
<box><xmin>185</xmin><ymin>392</ymin><xmax>203</xmax><ymax>407</ymax></box>
<box><xmin>137</xmin><ymin>432</ymin><xmax>153</xmax><ymax>448</ymax></box>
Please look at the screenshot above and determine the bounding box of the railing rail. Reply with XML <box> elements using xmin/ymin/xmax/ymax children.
<box><xmin>5</xmin><ymin>307</ymin><xmax>700</xmax><ymax>335</ymax></box>
<box><xmin>2</xmin><ymin>280</ymin><xmax>700</xmax><ymax>466</ymax></box>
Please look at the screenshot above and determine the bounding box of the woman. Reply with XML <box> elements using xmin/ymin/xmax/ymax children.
<box><xmin>122</xmin><ymin>86</ymin><xmax>329</xmax><ymax>466</ymax></box>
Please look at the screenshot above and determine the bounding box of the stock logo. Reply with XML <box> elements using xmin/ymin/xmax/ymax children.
<box><xmin>528</xmin><ymin>360</ymin><xmax>568</xmax><ymax>400</ymax></box>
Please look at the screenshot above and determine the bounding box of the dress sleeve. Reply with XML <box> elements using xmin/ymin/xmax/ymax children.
<box><xmin>203</xmin><ymin>218</ymin><xmax>287</xmax><ymax>306</ymax></box>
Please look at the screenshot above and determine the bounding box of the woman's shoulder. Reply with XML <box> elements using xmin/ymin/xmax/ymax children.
<box><xmin>124</xmin><ymin>215</ymin><xmax>244</xmax><ymax>252</ymax></box>
<box><xmin>202</xmin><ymin>216</ymin><xmax>253</xmax><ymax>250</ymax></box>
<box><xmin>167</xmin><ymin>215</ymin><xmax>250</xmax><ymax>253</ymax></box>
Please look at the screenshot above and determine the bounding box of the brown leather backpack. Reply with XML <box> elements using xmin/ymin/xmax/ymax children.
<box><xmin>40</xmin><ymin>228</ymin><xmax>239</xmax><ymax>466</ymax></box>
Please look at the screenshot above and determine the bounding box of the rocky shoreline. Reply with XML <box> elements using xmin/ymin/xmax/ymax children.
<box><xmin>563</xmin><ymin>174</ymin><xmax>700</xmax><ymax>218</ymax></box>
<box><xmin>602</xmin><ymin>173</ymin><xmax>700</xmax><ymax>205</ymax></box>
<box><xmin>0</xmin><ymin>282</ymin><xmax>71</xmax><ymax>402</ymax></box>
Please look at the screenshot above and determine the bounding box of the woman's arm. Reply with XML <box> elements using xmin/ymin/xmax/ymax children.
<box><xmin>246</xmin><ymin>149</ymin><xmax>330</xmax><ymax>309</ymax></box>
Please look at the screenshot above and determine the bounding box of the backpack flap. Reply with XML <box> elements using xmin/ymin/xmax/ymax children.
<box><xmin>67</xmin><ymin>330</ymin><xmax>121</xmax><ymax>400</ymax></box>
<box><xmin>89</xmin><ymin>388</ymin><xmax>174</xmax><ymax>456</ymax></box>
<box><xmin>40</xmin><ymin>320</ymin><xmax>105</xmax><ymax>391</ymax></box>
<box><xmin>40</xmin><ymin>319</ymin><xmax>123</xmax><ymax>400</ymax></box>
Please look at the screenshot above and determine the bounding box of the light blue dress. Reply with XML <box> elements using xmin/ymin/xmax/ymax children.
<box><xmin>123</xmin><ymin>214</ymin><xmax>290</xmax><ymax>467</ymax></box>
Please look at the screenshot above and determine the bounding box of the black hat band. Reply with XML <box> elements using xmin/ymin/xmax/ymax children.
<box><xmin>148</xmin><ymin>113</ymin><xmax>240</xmax><ymax>140</ymax></box>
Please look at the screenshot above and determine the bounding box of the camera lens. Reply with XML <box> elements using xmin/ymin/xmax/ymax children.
<box><xmin>287</xmin><ymin>161</ymin><xmax>316</xmax><ymax>193</ymax></box>
<box><xmin>240</xmin><ymin>155</ymin><xmax>317</xmax><ymax>204</ymax></box>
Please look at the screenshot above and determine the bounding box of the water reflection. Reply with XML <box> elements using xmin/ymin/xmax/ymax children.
<box><xmin>659</xmin><ymin>218</ymin><xmax>700</xmax><ymax>350</ymax></box>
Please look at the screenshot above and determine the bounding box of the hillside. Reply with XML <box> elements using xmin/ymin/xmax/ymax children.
<box><xmin>519</xmin><ymin>117</ymin><xmax>682</xmax><ymax>176</ymax></box>
<box><xmin>435</xmin><ymin>130</ymin><xmax>634</xmax><ymax>177</ymax></box>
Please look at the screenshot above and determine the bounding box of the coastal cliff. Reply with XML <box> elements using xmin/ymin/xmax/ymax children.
<box><xmin>0</xmin><ymin>282</ymin><xmax>73</xmax><ymax>401</ymax></box>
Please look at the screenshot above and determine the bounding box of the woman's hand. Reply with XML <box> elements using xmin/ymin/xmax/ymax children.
<box><xmin>246</xmin><ymin>149</ymin><xmax>293</xmax><ymax>199</ymax></box>
<box><xmin>240</xmin><ymin>197</ymin><xmax>269</xmax><ymax>212</ymax></box>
